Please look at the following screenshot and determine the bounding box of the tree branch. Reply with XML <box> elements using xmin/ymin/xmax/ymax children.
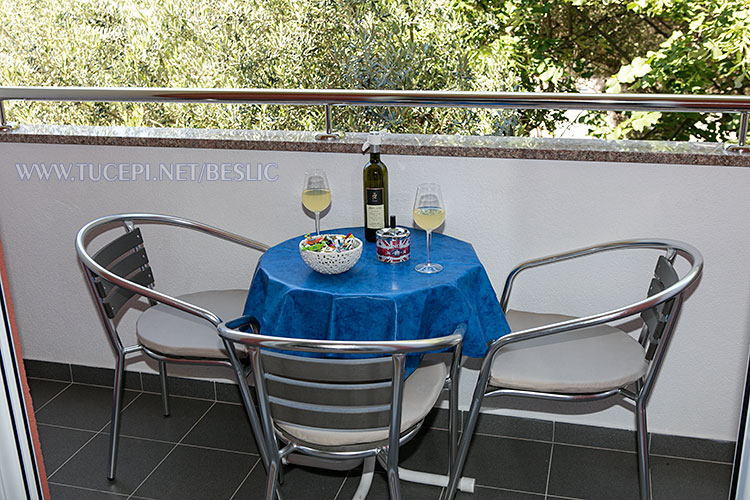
<box><xmin>572</xmin><ymin>9</ymin><xmax>631</xmax><ymax>62</ymax></box>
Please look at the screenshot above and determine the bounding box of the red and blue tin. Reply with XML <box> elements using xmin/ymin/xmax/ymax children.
<box><xmin>376</xmin><ymin>226</ymin><xmax>410</xmax><ymax>263</ymax></box>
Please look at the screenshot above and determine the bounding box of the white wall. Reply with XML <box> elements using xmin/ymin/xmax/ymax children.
<box><xmin>1</xmin><ymin>141</ymin><xmax>748</xmax><ymax>442</ymax></box>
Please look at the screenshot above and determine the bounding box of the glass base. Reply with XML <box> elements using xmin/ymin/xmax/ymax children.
<box><xmin>415</xmin><ymin>262</ymin><xmax>443</xmax><ymax>274</ymax></box>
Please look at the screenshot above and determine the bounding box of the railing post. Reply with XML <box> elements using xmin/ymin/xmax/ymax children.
<box><xmin>314</xmin><ymin>103</ymin><xmax>344</xmax><ymax>141</ymax></box>
<box><xmin>727</xmin><ymin>111</ymin><xmax>749</xmax><ymax>153</ymax></box>
<box><xmin>739</xmin><ymin>112</ymin><xmax>748</xmax><ymax>147</ymax></box>
<box><xmin>0</xmin><ymin>101</ymin><xmax>14</xmax><ymax>132</ymax></box>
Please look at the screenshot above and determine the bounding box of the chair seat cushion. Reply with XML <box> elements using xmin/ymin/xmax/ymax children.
<box><xmin>490</xmin><ymin>310</ymin><xmax>649</xmax><ymax>393</ymax></box>
<box><xmin>276</xmin><ymin>354</ymin><xmax>448</xmax><ymax>447</ymax></box>
<box><xmin>136</xmin><ymin>289</ymin><xmax>247</xmax><ymax>359</ymax></box>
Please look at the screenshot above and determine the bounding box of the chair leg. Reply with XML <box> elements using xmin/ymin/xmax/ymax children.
<box><xmin>265</xmin><ymin>458</ymin><xmax>280</xmax><ymax>500</ymax></box>
<box><xmin>385</xmin><ymin>456</ymin><xmax>402</xmax><ymax>500</ymax></box>
<box><xmin>449</xmin><ymin>378</ymin><xmax>459</xmax><ymax>475</ymax></box>
<box><xmin>445</xmin><ymin>376</ymin><xmax>487</xmax><ymax>500</ymax></box>
<box><xmin>224</xmin><ymin>343</ymin><xmax>270</xmax><ymax>470</ymax></box>
<box><xmin>636</xmin><ymin>400</ymin><xmax>652</xmax><ymax>500</ymax></box>
<box><xmin>277</xmin><ymin>456</ymin><xmax>285</xmax><ymax>485</ymax></box>
<box><xmin>107</xmin><ymin>354</ymin><xmax>126</xmax><ymax>480</ymax></box>
<box><xmin>159</xmin><ymin>361</ymin><xmax>170</xmax><ymax>417</ymax></box>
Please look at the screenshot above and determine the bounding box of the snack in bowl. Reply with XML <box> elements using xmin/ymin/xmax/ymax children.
<box><xmin>299</xmin><ymin>233</ymin><xmax>363</xmax><ymax>274</ymax></box>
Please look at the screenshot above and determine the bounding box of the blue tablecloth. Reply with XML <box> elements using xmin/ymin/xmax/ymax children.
<box><xmin>243</xmin><ymin>227</ymin><xmax>510</xmax><ymax>371</ymax></box>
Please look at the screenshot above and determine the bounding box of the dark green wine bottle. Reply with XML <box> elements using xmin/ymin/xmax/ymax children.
<box><xmin>362</xmin><ymin>131</ymin><xmax>389</xmax><ymax>243</ymax></box>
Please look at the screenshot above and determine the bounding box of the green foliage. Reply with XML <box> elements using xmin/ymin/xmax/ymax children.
<box><xmin>0</xmin><ymin>0</ymin><xmax>519</xmax><ymax>135</ymax></box>
<box><xmin>460</xmin><ymin>0</ymin><xmax>749</xmax><ymax>141</ymax></box>
<box><xmin>1</xmin><ymin>0</ymin><xmax>747</xmax><ymax>140</ymax></box>
<box><xmin>602</xmin><ymin>0</ymin><xmax>750</xmax><ymax>141</ymax></box>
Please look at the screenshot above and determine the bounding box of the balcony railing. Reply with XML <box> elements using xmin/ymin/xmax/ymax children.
<box><xmin>1</xmin><ymin>87</ymin><xmax>748</xmax><ymax>151</ymax></box>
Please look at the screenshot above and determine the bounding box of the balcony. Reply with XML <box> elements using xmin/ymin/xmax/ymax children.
<box><xmin>0</xmin><ymin>88</ymin><xmax>748</xmax><ymax>499</ymax></box>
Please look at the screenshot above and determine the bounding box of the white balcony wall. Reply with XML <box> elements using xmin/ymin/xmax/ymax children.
<box><xmin>0</xmin><ymin>141</ymin><xmax>748</xmax><ymax>442</ymax></box>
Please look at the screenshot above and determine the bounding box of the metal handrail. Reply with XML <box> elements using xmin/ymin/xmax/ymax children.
<box><xmin>1</xmin><ymin>86</ymin><xmax>748</xmax><ymax>147</ymax></box>
<box><xmin>2</xmin><ymin>87</ymin><xmax>750</xmax><ymax>111</ymax></box>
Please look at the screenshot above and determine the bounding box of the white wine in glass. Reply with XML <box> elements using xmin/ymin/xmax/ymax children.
<box><xmin>413</xmin><ymin>183</ymin><xmax>445</xmax><ymax>274</ymax></box>
<box><xmin>302</xmin><ymin>170</ymin><xmax>331</xmax><ymax>235</ymax></box>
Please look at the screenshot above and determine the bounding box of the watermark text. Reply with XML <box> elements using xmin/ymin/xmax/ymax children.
<box><xmin>15</xmin><ymin>162</ymin><xmax>279</xmax><ymax>183</ymax></box>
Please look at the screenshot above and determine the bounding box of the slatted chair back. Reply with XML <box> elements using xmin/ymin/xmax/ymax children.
<box><xmin>259</xmin><ymin>351</ymin><xmax>399</xmax><ymax>432</ymax></box>
<box><xmin>88</xmin><ymin>227</ymin><xmax>154</xmax><ymax>319</ymax></box>
<box><xmin>639</xmin><ymin>255</ymin><xmax>680</xmax><ymax>361</ymax></box>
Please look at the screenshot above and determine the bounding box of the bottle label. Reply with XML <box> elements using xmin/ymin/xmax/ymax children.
<box><xmin>366</xmin><ymin>188</ymin><xmax>385</xmax><ymax>229</ymax></box>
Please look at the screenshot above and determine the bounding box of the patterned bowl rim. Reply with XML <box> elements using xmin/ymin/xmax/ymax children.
<box><xmin>298</xmin><ymin>235</ymin><xmax>363</xmax><ymax>255</ymax></box>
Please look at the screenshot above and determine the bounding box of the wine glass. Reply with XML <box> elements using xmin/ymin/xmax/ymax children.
<box><xmin>302</xmin><ymin>170</ymin><xmax>331</xmax><ymax>235</ymax></box>
<box><xmin>412</xmin><ymin>183</ymin><xmax>445</xmax><ymax>274</ymax></box>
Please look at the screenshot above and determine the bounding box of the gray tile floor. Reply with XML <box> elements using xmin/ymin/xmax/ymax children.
<box><xmin>29</xmin><ymin>378</ymin><xmax>733</xmax><ymax>500</ymax></box>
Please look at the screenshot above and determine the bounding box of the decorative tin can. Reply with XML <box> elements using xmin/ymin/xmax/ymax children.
<box><xmin>376</xmin><ymin>216</ymin><xmax>410</xmax><ymax>263</ymax></box>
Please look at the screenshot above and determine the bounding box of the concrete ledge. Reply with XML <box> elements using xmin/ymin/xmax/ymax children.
<box><xmin>2</xmin><ymin>124</ymin><xmax>749</xmax><ymax>167</ymax></box>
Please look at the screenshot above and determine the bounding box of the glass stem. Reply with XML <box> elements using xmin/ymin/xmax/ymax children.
<box><xmin>426</xmin><ymin>230</ymin><xmax>432</xmax><ymax>265</ymax></box>
<box><xmin>315</xmin><ymin>212</ymin><xmax>321</xmax><ymax>235</ymax></box>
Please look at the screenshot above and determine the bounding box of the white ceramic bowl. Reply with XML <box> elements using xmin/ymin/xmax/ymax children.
<box><xmin>299</xmin><ymin>235</ymin><xmax>363</xmax><ymax>275</ymax></box>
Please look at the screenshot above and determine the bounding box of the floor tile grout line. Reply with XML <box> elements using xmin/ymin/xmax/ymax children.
<box><xmin>544</xmin><ymin>422</ymin><xmax>555</xmax><ymax>498</ymax></box>
<box><xmin>552</xmin><ymin>441</ymin><xmax>639</xmax><ymax>455</ymax></box>
<box><xmin>27</xmin><ymin>375</ymin><xmax>73</xmax><ymax>384</ymax></box>
<box><xmin>104</xmin><ymin>390</ymin><xmax>145</xmax><ymax>431</ymax></box>
<box><xmin>47</xmin><ymin>428</ymin><xmax>101</xmax><ymax>480</ymax></box>
<box><xmin>47</xmin><ymin>391</ymin><xmax>144</xmax><ymax>480</ymax></box>
<box><xmin>124</xmin><ymin>446</ymin><xmax>179</xmax><ymax>499</ymax></box>
<box><xmin>649</xmin><ymin>452</ymin><xmax>735</xmax><ymax>465</ymax></box>
<box><xmin>331</xmin><ymin>468</ymin><xmax>353</xmax><ymax>500</ymax></box>
<box><xmin>33</xmin><ymin>381</ymin><xmax>73</xmax><ymax>413</ymax></box>
<box><xmin>32</xmin><ymin>368</ymin><xmax>245</xmax><ymax>403</ymax></box>
<box><xmin>471</xmin><ymin>484</ymin><xmax>547</xmax><ymax>496</ymax></box>
<box><xmin>127</xmin><ymin>400</ymin><xmax>217</xmax><ymax>500</ymax></box>
<box><xmin>542</xmin><ymin>494</ymin><xmax>586</xmax><ymax>500</ymax></box>
<box><xmin>175</xmin><ymin>400</ymin><xmax>217</xmax><ymax>443</ymax></box>
<box><xmin>177</xmin><ymin>442</ymin><xmax>260</xmax><ymax>457</ymax></box>
<box><xmin>48</xmin><ymin>480</ymin><xmax>161</xmax><ymax>500</ymax></box>
<box><xmin>229</xmin><ymin>457</ymin><xmax>262</xmax><ymax>500</ymax></box>
<box><xmin>58</xmin><ymin>424</ymin><xmax>259</xmax><ymax>457</ymax></box>
<box><xmin>141</xmin><ymin>388</ymin><xmax>241</xmax><ymax>404</ymax></box>
<box><xmin>470</xmin><ymin>430</ymin><xmax>553</xmax><ymax>445</ymax></box>
<box><xmin>35</xmin><ymin>393</ymin><xmax>259</xmax><ymax>455</ymax></box>
<box><xmin>37</xmin><ymin>422</ymin><xmax>98</xmax><ymax>434</ymax></box>
<box><xmin>47</xmin><ymin>480</ymin><xmax>132</xmax><ymax>498</ymax></box>
<box><xmin>33</xmin><ymin>376</ymin><xmax>241</xmax><ymax>405</ymax></box>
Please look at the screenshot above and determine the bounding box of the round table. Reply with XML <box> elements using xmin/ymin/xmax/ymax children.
<box><xmin>243</xmin><ymin>227</ymin><xmax>509</xmax><ymax>370</ymax></box>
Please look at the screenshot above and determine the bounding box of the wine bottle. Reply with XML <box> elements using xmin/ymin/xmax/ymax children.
<box><xmin>362</xmin><ymin>130</ymin><xmax>389</xmax><ymax>243</ymax></box>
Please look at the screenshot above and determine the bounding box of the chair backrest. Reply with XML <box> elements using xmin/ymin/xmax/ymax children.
<box><xmin>259</xmin><ymin>351</ymin><xmax>400</xmax><ymax>432</ymax></box>
<box><xmin>640</xmin><ymin>255</ymin><xmax>680</xmax><ymax>360</ymax></box>
<box><xmin>78</xmin><ymin>213</ymin><xmax>270</xmax><ymax>335</ymax></box>
<box><xmin>87</xmin><ymin>227</ymin><xmax>155</xmax><ymax>319</ymax></box>
<box><xmin>219</xmin><ymin>317</ymin><xmax>462</xmax><ymax>446</ymax></box>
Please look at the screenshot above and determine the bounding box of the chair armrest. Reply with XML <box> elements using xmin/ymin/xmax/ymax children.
<box><xmin>76</xmin><ymin>213</ymin><xmax>271</xmax><ymax>326</ymax></box>
<box><xmin>77</xmin><ymin>213</ymin><xmax>270</xmax><ymax>253</ymax></box>
<box><xmin>482</xmin><ymin>238</ymin><xmax>703</xmax><ymax>381</ymax></box>
<box><xmin>499</xmin><ymin>239</ymin><xmax>702</xmax><ymax>311</ymax></box>
<box><xmin>218</xmin><ymin>320</ymin><xmax>465</xmax><ymax>355</ymax></box>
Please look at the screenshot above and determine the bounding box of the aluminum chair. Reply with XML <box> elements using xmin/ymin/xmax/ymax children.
<box><xmin>76</xmin><ymin>213</ymin><xmax>270</xmax><ymax>480</ymax></box>
<box><xmin>219</xmin><ymin>316</ymin><xmax>464</xmax><ymax>500</ymax></box>
<box><xmin>445</xmin><ymin>239</ymin><xmax>703</xmax><ymax>500</ymax></box>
